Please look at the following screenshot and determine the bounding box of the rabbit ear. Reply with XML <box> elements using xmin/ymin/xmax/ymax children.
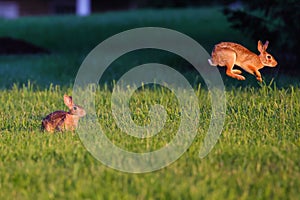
<box><xmin>64</xmin><ymin>95</ymin><xmax>73</xmax><ymax>108</ymax></box>
<box><xmin>257</xmin><ymin>40</ymin><xmax>264</xmax><ymax>53</ymax></box>
<box><xmin>263</xmin><ymin>41</ymin><xmax>269</xmax><ymax>50</ymax></box>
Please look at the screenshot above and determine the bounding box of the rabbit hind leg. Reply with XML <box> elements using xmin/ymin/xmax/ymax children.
<box><xmin>232</xmin><ymin>69</ymin><xmax>242</xmax><ymax>75</ymax></box>
<box><xmin>55</xmin><ymin>119</ymin><xmax>66</xmax><ymax>132</ymax></box>
<box><xmin>224</xmin><ymin>52</ymin><xmax>245</xmax><ymax>80</ymax></box>
<box><xmin>226</xmin><ymin>67</ymin><xmax>245</xmax><ymax>81</ymax></box>
<box><xmin>41</xmin><ymin>119</ymin><xmax>55</xmax><ymax>133</ymax></box>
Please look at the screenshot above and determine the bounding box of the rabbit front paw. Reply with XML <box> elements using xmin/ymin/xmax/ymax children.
<box><xmin>254</xmin><ymin>70</ymin><xmax>262</xmax><ymax>82</ymax></box>
<box><xmin>256</xmin><ymin>77</ymin><xmax>263</xmax><ymax>82</ymax></box>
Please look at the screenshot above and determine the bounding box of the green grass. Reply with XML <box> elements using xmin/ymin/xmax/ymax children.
<box><xmin>0</xmin><ymin>7</ymin><xmax>252</xmax><ymax>88</ymax></box>
<box><xmin>0</xmin><ymin>6</ymin><xmax>300</xmax><ymax>200</ymax></box>
<box><xmin>0</xmin><ymin>84</ymin><xmax>299</xmax><ymax>199</ymax></box>
<box><xmin>0</xmin><ymin>7</ymin><xmax>297</xmax><ymax>88</ymax></box>
<box><xmin>0</xmin><ymin>7</ymin><xmax>243</xmax><ymax>54</ymax></box>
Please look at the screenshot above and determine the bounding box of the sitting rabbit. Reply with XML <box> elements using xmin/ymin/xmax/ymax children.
<box><xmin>208</xmin><ymin>40</ymin><xmax>277</xmax><ymax>82</ymax></box>
<box><xmin>42</xmin><ymin>95</ymin><xmax>86</xmax><ymax>132</ymax></box>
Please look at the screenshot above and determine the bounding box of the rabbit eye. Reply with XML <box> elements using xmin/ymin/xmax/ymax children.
<box><xmin>267</xmin><ymin>55</ymin><xmax>272</xmax><ymax>59</ymax></box>
<box><xmin>73</xmin><ymin>106</ymin><xmax>77</xmax><ymax>110</ymax></box>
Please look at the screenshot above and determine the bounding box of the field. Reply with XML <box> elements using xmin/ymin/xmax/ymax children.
<box><xmin>0</xmin><ymin>7</ymin><xmax>300</xmax><ymax>200</ymax></box>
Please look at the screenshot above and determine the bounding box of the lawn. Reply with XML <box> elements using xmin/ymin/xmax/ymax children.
<box><xmin>1</xmin><ymin>7</ymin><xmax>249</xmax><ymax>88</ymax></box>
<box><xmin>0</xmin><ymin>7</ymin><xmax>299</xmax><ymax>200</ymax></box>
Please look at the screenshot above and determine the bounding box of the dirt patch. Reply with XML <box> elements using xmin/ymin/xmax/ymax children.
<box><xmin>0</xmin><ymin>37</ymin><xmax>50</xmax><ymax>55</ymax></box>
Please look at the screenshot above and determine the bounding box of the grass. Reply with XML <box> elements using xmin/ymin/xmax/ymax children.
<box><xmin>0</xmin><ymin>6</ymin><xmax>299</xmax><ymax>200</ymax></box>
<box><xmin>0</xmin><ymin>7</ymin><xmax>251</xmax><ymax>88</ymax></box>
<box><xmin>0</xmin><ymin>84</ymin><xmax>299</xmax><ymax>199</ymax></box>
<box><xmin>0</xmin><ymin>7</ymin><xmax>243</xmax><ymax>54</ymax></box>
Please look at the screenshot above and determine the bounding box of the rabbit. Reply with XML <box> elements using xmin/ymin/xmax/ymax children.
<box><xmin>42</xmin><ymin>95</ymin><xmax>86</xmax><ymax>132</ymax></box>
<box><xmin>208</xmin><ymin>40</ymin><xmax>277</xmax><ymax>82</ymax></box>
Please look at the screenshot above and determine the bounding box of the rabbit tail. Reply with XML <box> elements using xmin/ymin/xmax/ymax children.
<box><xmin>208</xmin><ymin>58</ymin><xmax>217</xmax><ymax>66</ymax></box>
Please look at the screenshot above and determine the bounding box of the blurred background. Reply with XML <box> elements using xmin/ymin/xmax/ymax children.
<box><xmin>0</xmin><ymin>0</ymin><xmax>240</xmax><ymax>17</ymax></box>
<box><xmin>0</xmin><ymin>0</ymin><xmax>298</xmax><ymax>88</ymax></box>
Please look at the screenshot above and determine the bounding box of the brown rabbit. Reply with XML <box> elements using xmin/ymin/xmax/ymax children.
<box><xmin>208</xmin><ymin>40</ymin><xmax>278</xmax><ymax>82</ymax></box>
<box><xmin>42</xmin><ymin>95</ymin><xmax>86</xmax><ymax>132</ymax></box>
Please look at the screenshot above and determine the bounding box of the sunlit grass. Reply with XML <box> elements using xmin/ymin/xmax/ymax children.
<box><xmin>0</xmin><ymin>84</ymin><xmax>299</xmax><ymax>199</ymax></box>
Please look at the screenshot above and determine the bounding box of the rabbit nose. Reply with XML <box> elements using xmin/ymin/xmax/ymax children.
<box><xmin>81</xmin><ymin>110</ymin><xmax>86</xmax><ymax>116</ymax></box>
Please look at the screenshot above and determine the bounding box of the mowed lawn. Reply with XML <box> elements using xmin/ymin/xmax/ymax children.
<box><xmin>0</xmin><ymin>7</ymin><xmax>300</xmax><ymax>200</ymax></box>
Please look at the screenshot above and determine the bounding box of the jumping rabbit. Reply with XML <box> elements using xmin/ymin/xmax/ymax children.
<box><xmin>42</xmin><ymin>95</ymin><xmax>86</xmax><ymax>132</ymax></box>
<box><xmin>208</xmin><ymin>40</ymin><xmax>277</xmax><ymax>82</ymax></box>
